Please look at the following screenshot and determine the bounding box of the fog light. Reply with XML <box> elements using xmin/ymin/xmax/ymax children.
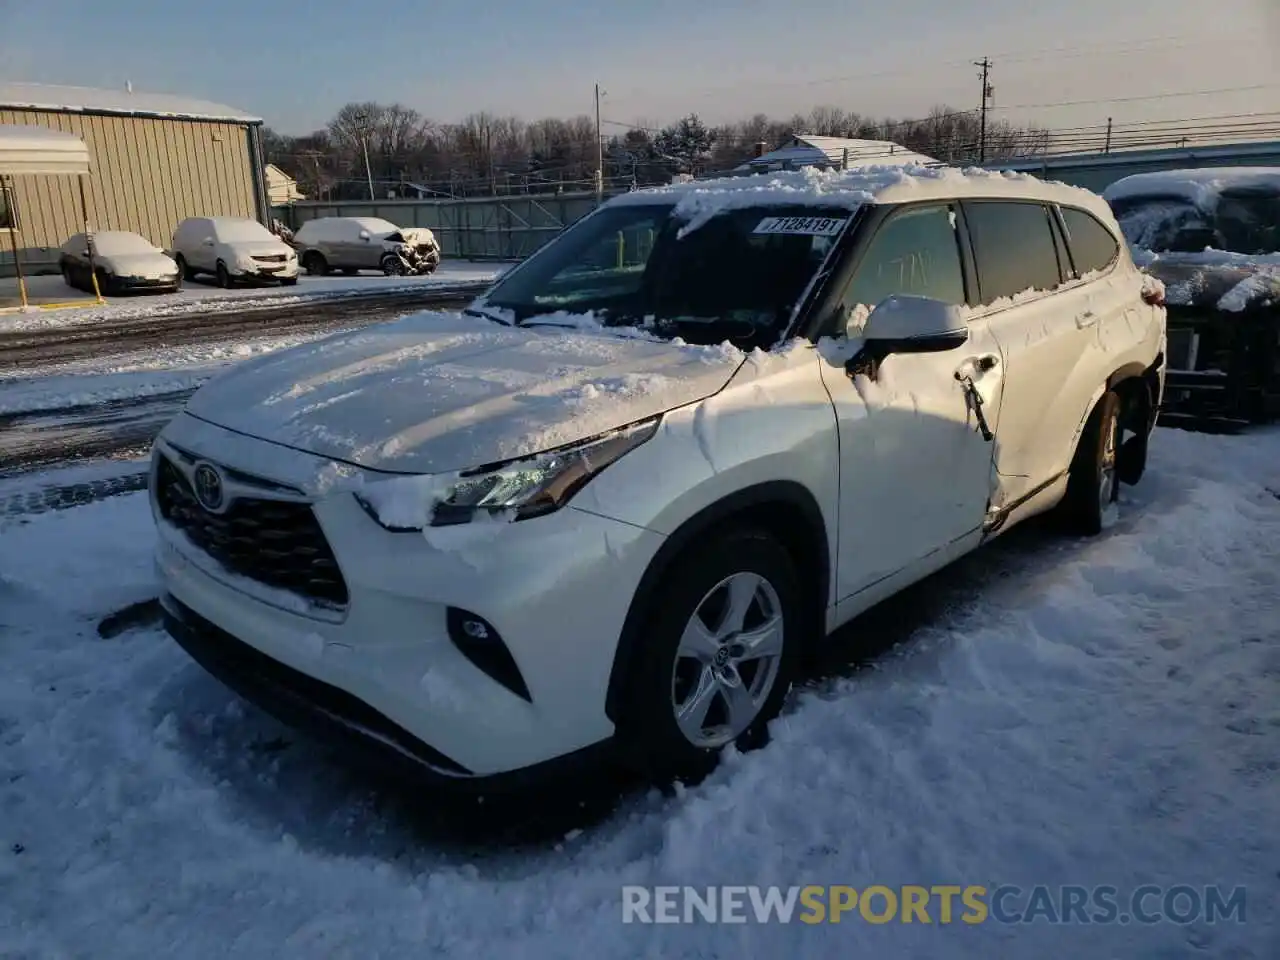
<box><xmin>445</xmin><ymin>607</ymin><xmax>531</xmax><ymax>702</ymax></box>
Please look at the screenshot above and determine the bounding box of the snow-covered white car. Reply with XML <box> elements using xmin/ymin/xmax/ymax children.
<box><xmin>291</xmin><ymin>216</ymin><xmax>441</xmax><ymax>277</ymax></box>
<box><xmin>58</xmin><ymin>230</ymin><xmax>181</xmax><ymax>294</ymax></box>
<box><xmin>170</xmin><ymin>216</ymin><xmax>299</xmax><ymax>288</ymax></box>
<box><xmin>149</xmin><ymin>165</ymin><xmax>1166</xmax><ymax>791</ymax></box>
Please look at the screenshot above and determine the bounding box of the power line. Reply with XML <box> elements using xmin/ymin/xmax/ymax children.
<box><xmin>1001</xmin><ymin>83</ymin><xmax>1280</xmax><ymax>111</ymax></box>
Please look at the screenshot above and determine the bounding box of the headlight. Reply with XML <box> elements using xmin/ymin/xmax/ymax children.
<box><xmin>354</xmin><ymin>418</ymin><xmax>660</xmax><ymax>531</ymax></box>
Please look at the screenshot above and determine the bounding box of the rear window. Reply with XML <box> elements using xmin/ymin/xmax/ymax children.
<box><xmin>1059</xmin><ymin>207</ymin><xmax>1120</xmax><ymax>276</ymax></box>
<box><xmin>964</xmin><ymin>201</ymin><xmax>1063</xmax><ymax>304</ymax></box>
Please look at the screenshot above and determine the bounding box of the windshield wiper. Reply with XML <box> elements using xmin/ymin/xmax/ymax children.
<box><xmin>463</xmin><ymin>305</ymin><xmax>512</xmax><ymax>326</ymax></box>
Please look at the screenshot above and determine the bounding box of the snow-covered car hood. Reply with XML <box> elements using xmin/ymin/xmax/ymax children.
<box><xmin>103</xmin><ymin>251</ymin><xmax>177</xmax><ymax>278</ymax></box>
<box><xmin>183</xmin><ymin>311</ymin><xmax>744</xmax><ymax>474</ymax></box>
<box><xmin>391</xmin><ymin>227</ymin><xmax>437</xmax><ymax>248</ymax></box>
<box><xmin>1137</xmin><ymin>251</ymin><xmax>1280</xmax><ymax>313</ymax></box>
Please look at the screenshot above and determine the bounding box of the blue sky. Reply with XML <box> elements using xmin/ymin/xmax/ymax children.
<box><xmin>1</xmin><ymin>0</ymin><xmax>1275</xmax><ymax>137</ymax></box>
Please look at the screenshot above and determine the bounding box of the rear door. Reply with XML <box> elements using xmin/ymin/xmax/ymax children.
<box><xmin>960</xmin><ymin>200</ymin><xmax>1101</xmax><ymax>511</ymax></box>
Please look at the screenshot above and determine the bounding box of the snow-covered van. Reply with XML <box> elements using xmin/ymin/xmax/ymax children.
<box><xmin>291</xmin><ymin>216</ymin><xmax>441</xmax><ymax>276</ymax></box>
<box><xmin>170</xmin><ymin>216</ymin><xmax>299</xmax><ymax>288</ymax></box>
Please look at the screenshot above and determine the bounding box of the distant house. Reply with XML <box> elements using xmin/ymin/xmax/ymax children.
<box><xmin>265</xmin><ymin>163</ymin><xmax>305</xmax><ymax>204</ymax></box>
<box><xmin>737</xmin><ymin>135</ymin><xmax>937</xmax><ymax>173</ymax></box>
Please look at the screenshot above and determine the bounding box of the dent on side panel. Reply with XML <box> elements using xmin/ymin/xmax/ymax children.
<box><xmin>576</xmin><ymin>344</ymin><xmax>841</xmax><ymax>551</ymax></box>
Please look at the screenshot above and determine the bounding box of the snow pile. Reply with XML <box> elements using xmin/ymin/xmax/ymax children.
<box><xmin>1</xmin><ymin>426</ymin><xmax>1277</xmax><ymax>957</ymax></box>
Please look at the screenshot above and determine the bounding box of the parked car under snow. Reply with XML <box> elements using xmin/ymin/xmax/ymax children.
<box><xmin>1104</xmin><ymin>167</ymin><xmax>1280</xmax><ymax>429</ymax></box>
<box><xmin>290</xmin><ymin>217</ymin><xmax>441</xmax><ymax>277</ymax></box>
<box><xmin>59</xmin><ymin>230</ymin><xmax>181</xmax><ymax>295</ymax></box>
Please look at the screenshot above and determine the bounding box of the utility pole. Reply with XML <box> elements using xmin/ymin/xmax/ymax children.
<box><xmin>1104</xmin><ymin>117</ymin><xmax>1113</xmax><ymax>154</ymax></box>
<box><xmin>594</xmin><ymin>83</ymin><xmax>604</xmax><ymax>205</ymax></box>
<box><xmin>974</xmin><ymin>57</ymin><xmax>993</xmax><ymax>163</ymax></box>
<box><xmin>354</xmin><ymin>112</ymin><xmax>375</xmax><ymax>201</ymax></box>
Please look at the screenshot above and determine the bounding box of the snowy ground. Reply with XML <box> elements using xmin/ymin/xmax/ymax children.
<box><xmin>0</xmin><ymin>262</ymin><xmax>504</xmax><ymax>332</ymax></box>
<box><xmin>1</xmin><ymin>427</ymin><xmax>1277</xmax><ymax>958</ymax></box>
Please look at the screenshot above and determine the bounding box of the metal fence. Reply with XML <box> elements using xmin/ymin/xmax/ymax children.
<box><xmin>273</xmin><ymin>190</ymin><xmax>621</xmax><ymax>261</ymax></box>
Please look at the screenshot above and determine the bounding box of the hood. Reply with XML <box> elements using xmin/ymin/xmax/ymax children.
<box><xmin>1140</xmin><ymin>253</ymin><xmax>1280</xmax><ymax>313</ymax></box>
<box><xmin>184</xmin><ymin>311</ymin><xmax>744</xmax><ymax>474</ymax></box>
<box><xmin>227</xmin><ymin>239</ymin><xmax>293</xmax><ymax>257</ymax></box>
<box><xmin>388</xmin><ymin>227</ymin><xmax>437</xmax><ymax>248</ymax></box>
<box><xmin>103</xmin><ymin>250</ymin><xmax>177</xmax><ymax>278</ymax></box>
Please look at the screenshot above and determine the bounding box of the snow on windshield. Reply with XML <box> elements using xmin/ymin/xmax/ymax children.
<box><xmin>88</xmin><ymin>231</ymin><xmax>159</xmax><ymax>255</ymax></box>
<box><xmin>214</xmin><ymin>219</ymin><xmax>277</xmax><ymax>242</ymax></box>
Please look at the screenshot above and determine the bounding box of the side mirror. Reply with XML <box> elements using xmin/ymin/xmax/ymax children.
<box><xmin>861</xmin><ymin>295</ymin><xmax>969</xmax><ymax>355</ymax></box>
<box><xmin>359</xmin><ymin>230</ymin><xmax>371</xmax><ymax>241</ymax></box>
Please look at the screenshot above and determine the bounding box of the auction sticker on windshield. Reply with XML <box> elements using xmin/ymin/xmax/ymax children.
<box><xmin>753</xmin><ymin>216</ymin><xmax>847</xmax><ymax>237</ymax></box>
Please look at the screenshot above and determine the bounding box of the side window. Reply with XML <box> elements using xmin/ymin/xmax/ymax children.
<box><xmin>964</xmin><ymin>201</ymin><xmax>1063</xmax><ymax>304</ymax></box>
<box><xmin>0</xmin><ymin>182</ymin><xmax>16</xmax><ymax>230</ymax></box>
<box><xmin>1059</xmin><ymin>206</ymin><xmax>1120</xmax><ymax>277</ymax></box>
<box><xmin>841</xmin><ymin>204</ymin><xmax>966</xmax><ymax>323</ymax></box>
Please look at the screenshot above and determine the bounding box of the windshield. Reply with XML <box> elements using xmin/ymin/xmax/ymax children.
<box><xmin>91</xmin><ymin>232</ymin><xmax>157</xmax><ymax>255</ymax></box>
<box><xmin>214</xmin><ymin>219</ymin><xmax>277</xmax><ymax>243</ymax></box>
<box><xmin>1113</xmin><ymin>191</ymin><xmax>1280</xmax><ymax>255</ymax></box>
<box><xmin>482</xmin><ymin>202</ymin><xmax>850</xmax><ymax>346</ymax></box>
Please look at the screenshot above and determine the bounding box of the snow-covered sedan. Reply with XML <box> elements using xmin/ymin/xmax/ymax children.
<box><xmin>149</xmin><ymin>165</ymin><xmax>1166</xmax><ymax>792</ymax></box>
<box><xmin>59</xmin><ymin>230</ymin><xmax>181</xmax><ymax>294</ymax></box>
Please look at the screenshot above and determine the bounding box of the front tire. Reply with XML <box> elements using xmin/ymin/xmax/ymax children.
<box><xmin>215</xmin><ymin>261</ymin><xmax>232</xmax><ymax>289</ymax></box>
<box><xmin>616</xmin><ymin>528</ymin><xmax>802</xmax><ymax>785</ymax></box>
<box><xmin>175</xmin><ymin>254</ymin><xmax>195</xmax><ymax>281</ymax></box>
<box><xmin>1060</xmin><ymin>390</ymin><xmax>1121</xmax><ymax>535</ymax></box>
<box><xmin>304</xmin><ymin>252</ymin><xmax>328</xmax><ymax>276</ymax></box>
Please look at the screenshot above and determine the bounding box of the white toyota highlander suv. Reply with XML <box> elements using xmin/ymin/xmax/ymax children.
<box><xmin>150</xmin><ymin>165</ymin><xmax>1167</xmax><ymax>791</ymax></box>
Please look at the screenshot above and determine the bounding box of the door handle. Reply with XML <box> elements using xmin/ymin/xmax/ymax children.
<box><xmin>1076</xmin><ymin>310</ymin><xmax>1098</xmax><ymax>328</ymax></box>
<box><xmin>954</xmin><ymin>354</ymin><xmax>999</xmax><ymax>379</ymax></box>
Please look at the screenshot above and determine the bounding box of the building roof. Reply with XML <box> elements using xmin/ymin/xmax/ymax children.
<box><xmin>739</xmin><ymin>135</ymin><xmax>937</xmax><ymax>171</ymax></box>
<box><xmin>0</xmin><ymin>82</ymin><xmax>260</xmax><ymax>124</ymax></box>
<box><xmin>0</xmin><ymin>123</ymin><xmax>91</xmax><ymax>176</ymax></box>
<box><xmin>609</xmin><ymin>162</ymin><xmax>1117</xmax><ymax>231</ymax></box>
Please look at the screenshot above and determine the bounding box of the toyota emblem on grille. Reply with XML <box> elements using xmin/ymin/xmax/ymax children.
<box><xmin>193</xmin><ymin>462</ymin><xmax>226</xmax><ymax>512</ymax></box>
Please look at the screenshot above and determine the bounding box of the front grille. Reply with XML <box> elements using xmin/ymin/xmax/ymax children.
<box><xmin>252</xmin><ymin>254</ymin><xmax>288</xmax><ymax>263</ymax></box>
<box><xmin>155</xmin><ymin>457</ymin><xmax>349</xmax><ymax>608</ymax></box>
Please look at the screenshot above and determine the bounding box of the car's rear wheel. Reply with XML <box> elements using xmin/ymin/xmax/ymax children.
<box><xmin>215</xmin><ymin>261</ymin><xmax>232</xmax><ymax>289</ymax></box>
<box><xmin>616</xmin><ymin>528</ymin><xmax>802</xmax><ymax>785</ymax></box>
<box><xmin>1059</xmin><ymin>389</ymin><xmax>1121</xmax><ymax>535</ymax></box>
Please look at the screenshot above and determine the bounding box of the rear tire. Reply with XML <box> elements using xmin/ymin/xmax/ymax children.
<box><xmin>1059</xmin><ymin>390</ymin><xmax>1121</xmax><ymax>536</ymax></box>
<box><xmin>615</xmin><ymin>528</ymin><xmax>803</xmax><ymax>786</ymax></box>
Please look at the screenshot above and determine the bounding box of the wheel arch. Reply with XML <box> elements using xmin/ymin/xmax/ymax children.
<box><xmin>604</xmin><ymin>480</ymin><xmax>830</xmax><ymax>724</ymax></box>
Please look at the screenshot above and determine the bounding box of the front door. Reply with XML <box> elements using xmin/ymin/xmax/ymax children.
<box><xmin>818</xmin><ymin>202</ymin><xmax>1006</xmax><ymax>601</ymax></box>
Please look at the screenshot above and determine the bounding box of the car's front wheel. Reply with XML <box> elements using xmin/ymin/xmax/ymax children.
<box><xmin>215</xmin><ymin>261</ymin><xmax>232</xmax><ymax>289</ymax></box>
<box><xmin>617</xmin><ymin>527</ymin><xmax>802</xmax><ymax>784</ymax></box>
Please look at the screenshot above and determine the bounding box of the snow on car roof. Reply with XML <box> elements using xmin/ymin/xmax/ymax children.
<box><xmin>63</xmin><ymin>231</ymin><xmax>159</xmax><ymax>254</ymax></box>
<box><xmin>0</xmin><ymin>82</ymin><xmax>260</xmax><ymax>124</ymax></box>
<box><xmin>606</xmin><ymin>163</ymin><xmax>1117</xmax><ymax>234</ymax></box>
<box><xmin>1103</xmin><ymin>167</ymin><xmax>1280</xmax><ymax>208</ymax></box>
